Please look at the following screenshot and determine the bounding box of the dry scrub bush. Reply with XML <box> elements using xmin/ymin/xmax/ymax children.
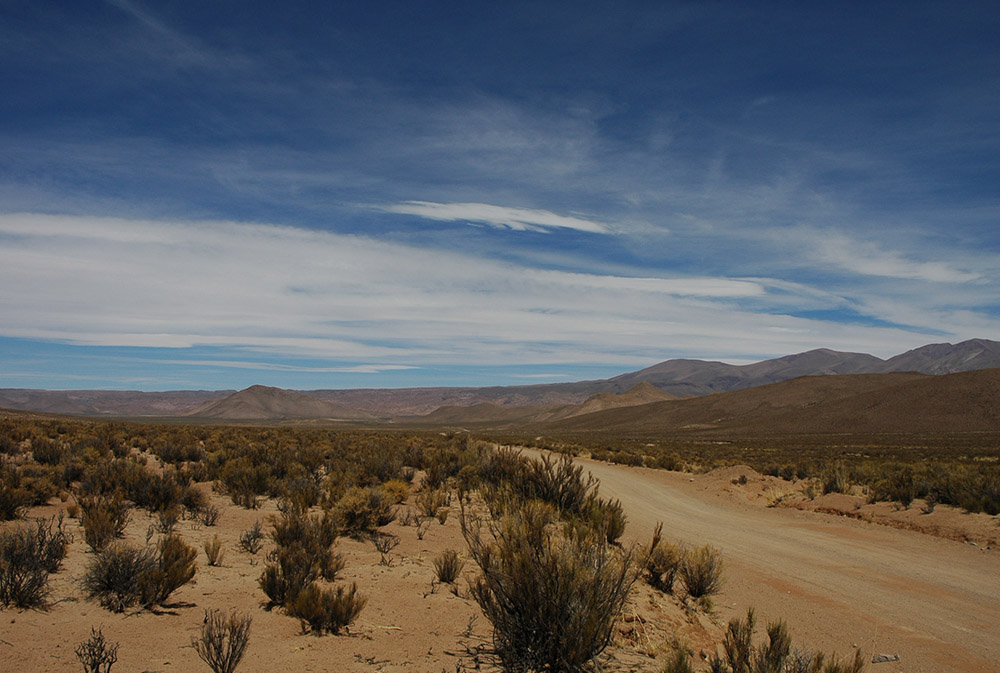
<box><xmin>382</xmin><ymin>478</ymin><xmax>410</xmax><ymax>504</ymax></box>
<box><xmin>646</xmin><ymin>525</ymin><xmax>681</xmax><ymax>593</ymax></box>
<box><xmin>0</xmin><ymin>515</ymin><xmax>70</xmax><ymax>608</ymax></box>
<box><xmin>462</xmin><ymin>506</ymin><xmax>641</xmax><ymax>673</ymax></box>
<box><xmin>371</xmin><ymin>531</ymin><xmax>399</xmax><ymax>558</ymax></box>
<box><xmin>289</xmin><ymin>582</ymin><xmax>367</xmax><ymax>635</ymax></box>
<box><xmin>680</xmin><ymin>544</ymin><xmax>724</xmax><ymax>601</ymax></box>
<box><xmin>80</xmin><ymin>496</ymin><xmax>131</xmax><ymax>552</ymax></box>
<box><xmin>200</xmin><ymin>504</ymin><xmax>222</xmax><ymax>527</ymax></box>
<box><xmin>415</xmin><ymin>488</ymin><xmax>449</xmax><ymax>518</ymax></box>
<box><xmin>156</xmin><ymin>506</ymin><xmax>181</xmax><ymax>534</ymax></box>
<box><xmin>663</xmin><ymin>647</ymin><xmax>697</xmax><ymax>673</ymax></box>
<box><xmin>587</xmin><ymin>496</ymin><xmax>627</xmax><ymax>544</ymax></box>
<box><xmin>218</xmin><ymin>458</ymin><xmax>268</xmax><ymax>509</ymax></box>
<box><xmin>83</xmin><ymin>534</ymin><xmax>197</xmax><ymax>612</ymax></box>
<box><xmin>76</xmin><ymin>626</ymin><xmax>119</xmax><ymax>673</ymax></box>
<box><xmin>433</xmin><ymin>549</ymin><xmax>464</xmax><ymax>584</ymax></box>
<box><xmin>260</xmin><ymin>511</ymin><xmax>344</xmax><ymax>608</ymax></box>
<box><xmin>276</xmin><ymin>472</ymin><xmax>321</xmax><ymax>514</ymax></box>
<box><xmin>708</xmin><ymin>609</ymin><xmax>865</xmax><ymax>673</ymax></box>
<box><xmin>193</xmin><ymin>609</ymin><xmax>252</xmax><ymax>673</ymax></box>
<box><xmin>238</xmin><ymin>521</ymin><xmax>263</xmax><ymax>555</ymax></box>
<box><xmin>205</xmin><ymin>534</ymin><xmax>225</xmax><ymax>566</ymax></box>
<box><xmin>271</xmin><ymin>510</ymin><xmax>341</xmax><ymax>575</ymax></box>
<box><xmin>0</xmin><ymin>466</ymin><xmax>32</xmax><ymax>520</ymax></box>
<box><xmin>479</xmin><ymin>450</ymin><xmax>627</xmax><ymax>545</ymax></box>
<box><xmin>142</xmin><ymin>533</ymin><xmax>198</xmax><ymax>605</ymax></box>
<box><xmin>260</xmin><ymin>547</ymin><xmax>316</xmax><ymax>608</ymax></box>
<box><xmin>334</xmin><ymin>486</ymin><xmax>396</xmax><ymax>537</ymax></box>
<box><xmin>83</xmin><ymin>543</ymin><xmax>157</xmax><ymax>612</ymax></box>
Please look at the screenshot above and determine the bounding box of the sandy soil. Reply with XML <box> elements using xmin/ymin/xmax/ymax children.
<box><xmin>2</xmin><ymin>483</ymin><xmax>718</xmax><ymax>673</ymax></box>
<box><xmin>4</xmin><ymin>454</ymin><xmax>998</xmax><ymax>673</ymax></box>
<box><xmin>534</xmin><ymin>453</ymin><xmax>1000</xmax><ymax>673</ymax></box>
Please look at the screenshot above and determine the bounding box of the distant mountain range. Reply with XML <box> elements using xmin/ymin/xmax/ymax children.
<box><xmin>187</xmin><ymin>385</ymin><xmax>376</xmax><ymax>421</ymax></box>
<box><xmin>1</xmin><ymin>338</ymin><xmax>998</xmax><ymax>419</ymax></box>
<box><xmin>543</xmin><ymin>368</ymin><xmax>1000</xmax><ymax>437</ymax></box>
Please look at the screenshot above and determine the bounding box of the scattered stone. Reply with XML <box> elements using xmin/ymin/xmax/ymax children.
<box><xmin>872</xmin><ymin>653</ymin><xmax>901</xmax><ymax>664</ymax></box>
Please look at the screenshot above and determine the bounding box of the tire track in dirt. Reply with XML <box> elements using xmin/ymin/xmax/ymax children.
<box><xmin>527</xmin><ymin>451</ymin><xmax>1000</xmax><ymax>673</ymax></box>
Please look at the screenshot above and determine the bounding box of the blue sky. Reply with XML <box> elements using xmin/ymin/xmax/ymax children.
<box><xmin>1</xmin><ymin>1</ymin><xmax>998</xmax><ymax>390</ymax></box>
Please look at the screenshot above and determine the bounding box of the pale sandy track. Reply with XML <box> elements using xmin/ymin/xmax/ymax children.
<box><xmin>527</xmin><ymin>451</ymin><xmax>1000</xmax><ymax>673</ymax></box>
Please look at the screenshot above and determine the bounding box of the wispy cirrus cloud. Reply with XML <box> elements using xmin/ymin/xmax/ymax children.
<box><xmin>1</xmin><ymin>213</ymin><xmax>988</xmax><ymax>377</ymax></box>
<box><xmin>804</xmin><ymin>229</ymin><xmax>982</xmax><ymax>283</ymax></box>
<box><xmin>380</xmin><ymin>201</ymin><xmax>612</xmax><ymax>234</ymax></box>
<box><xmin>158</xmin><ymin>360</ymin><xmax>417</xmax><ymax>374</ymax></box>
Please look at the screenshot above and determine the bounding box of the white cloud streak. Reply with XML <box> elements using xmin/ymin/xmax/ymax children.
<box><xmin>381</xmin><ymin>201</ymin><xmax>611</xmax><ymax>234</ymax></box>
<box><xmin>0</xmin><ymin>214</ymin><xmax>994</xmax><ymax>369</ymax></box>
<box><xmin>790</xmin><ymin>227</ymin><xmax>982</xmax><ymax>283</ymax></box>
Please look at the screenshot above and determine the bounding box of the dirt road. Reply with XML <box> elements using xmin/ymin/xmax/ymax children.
<box><xmin>529</xmin><ymin>452</ymin><xmax>1000</xmax><ymax>673</ymax></box>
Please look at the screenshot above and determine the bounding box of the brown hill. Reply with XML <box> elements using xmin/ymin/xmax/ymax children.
<box><xmin>544</xmin><ymin>369</ymin><xmax>1000</xmax><ymax>435</ymax></box>
<box><xmin>419</xmin><ymin>382</ymin><xmax>677</xmax><ymax>426</ymax></box>
<box><xmin>0</xmin><ymin>389</ymin><xmax>230</xmax><ymax>416</ymax></box>
<box><xmin>545</xmin><ymin>381</ymin><xmax>678</xmax><ymax>421</ymax></box>
<box><xmin>188</xmin><ymin>385</ymin><xmax>374</xmax><ymax>421</ymax></box>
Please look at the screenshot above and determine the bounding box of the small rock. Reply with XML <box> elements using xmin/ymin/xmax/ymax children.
<box><xmin>872</xmin><ymin>654</ymin><xmax>901</xmax><ymax>664</ymax></box>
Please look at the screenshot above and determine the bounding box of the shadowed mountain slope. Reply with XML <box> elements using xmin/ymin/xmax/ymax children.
<box><xmin>187</xmin><ymin>385</ymin><xmax>374</xmax><ymax>420</ymax></box>
<box><xmin>870</xmin><ymin>338</ymin><xmax>1000</xmax><ymax>374</ymax></box>
<box><xmin>544</xmin><ymin>369</ymin><xmax>1000</xmax><ymax>435</ymax></box>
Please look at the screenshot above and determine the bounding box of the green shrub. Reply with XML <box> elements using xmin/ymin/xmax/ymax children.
<box><xmin>259</xmin><ymin>547</ymin><xmax>313</xmax><ymax>608</ymax></box>
<box><xmin>277</xmin><ymin>474</ymin><xmax>321</xmax><ymax>515</ymax></box>
<box><xmin>611</xmin><ymin>450</ymin><xmax>643</xmax><ymax>466</ymax></box>
<box><xmin>128</xmin><ymin>468</ymin><xmax>189</xmax><ymax>513</ymax></box>
<box><xmin>193</xmin><ymin>609</ymin><xmax>252</xmax><ymax>673</ymax></box>
<box><xmin>15</xmin><ymin>463</ymin><xmax>61</xmax><ymax>506</ymax></box>
<box><xmin>462</xmin><ymin>507</ymin><xmax>637</xmax><ymax>673</ymax></box>
<box><xmin>289</xmin><ymin>582</ymin><xmax>367</xmax><ymax>635</ymax></box>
